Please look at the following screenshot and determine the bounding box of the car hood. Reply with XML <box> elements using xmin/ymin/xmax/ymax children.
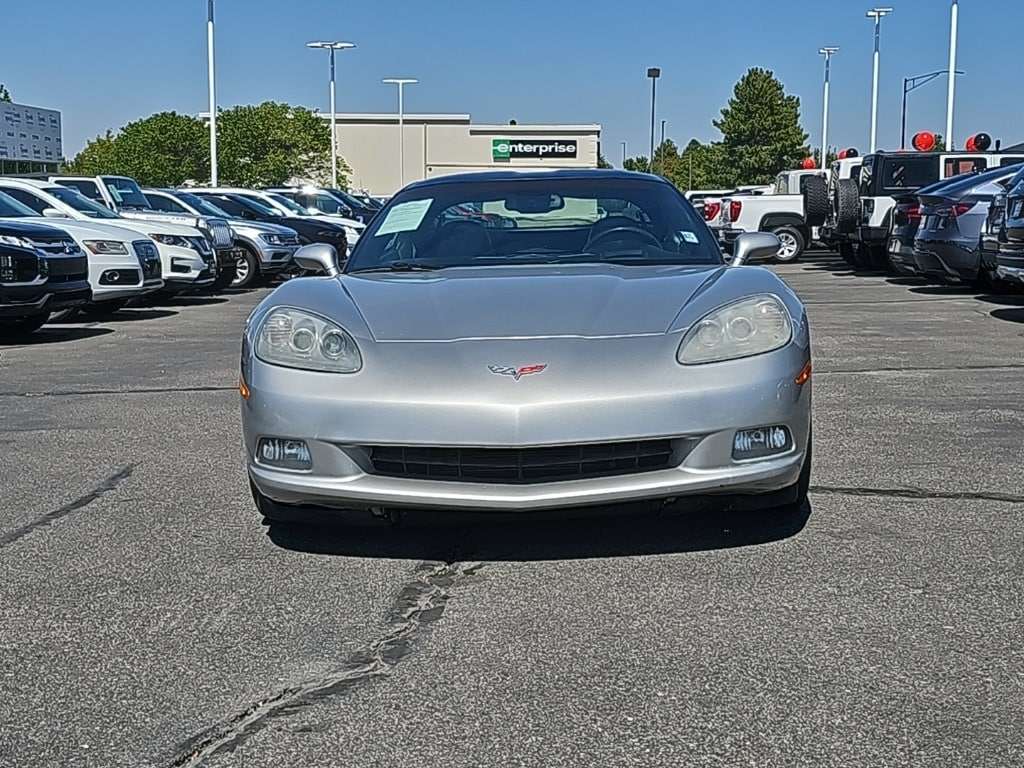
<box><xmin>231</xmin><ymin>220</ymin><xmax>298</xmax><ymax>236</ymax></box>
<box><xmin>17</xmin><ymin>217</ymin><xmax>147</xmax><ymax>243</ymax></box>
<box><xmin>337</xmin><ymin>264</ymin><xmax>725</xmax><ymax>342</ymax></box>
<box><xmin>94</xmin><ymin>216</ymin><xmax>204</xmax><ymax>237</ymax></box>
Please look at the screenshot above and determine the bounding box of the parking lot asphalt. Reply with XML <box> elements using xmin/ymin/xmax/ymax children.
<box><xmin>2</xmin><ymin>254</ymin><xmax>1023</xmax><ymax>768</ymax></box>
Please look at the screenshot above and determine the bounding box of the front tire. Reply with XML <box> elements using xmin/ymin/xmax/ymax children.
<box><xmin>772</xmin><ymin>225</ymin><xmax>806</xmax><ymax>263</ymax></box>
<box><xmin>231</xmin><ymin>246</ymin><xmax>260</xmax><ymax>289</ymax></box>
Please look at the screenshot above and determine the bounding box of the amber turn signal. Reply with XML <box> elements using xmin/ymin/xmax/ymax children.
<box><xmin>795</xmin><ymin>361</ymin><xmax>812</xmax><ymax>386</ymax></box>
<box><xmin>239</xmin><ymin>375</ymin><xmax>251</xmax><ymax>399</ymax></box>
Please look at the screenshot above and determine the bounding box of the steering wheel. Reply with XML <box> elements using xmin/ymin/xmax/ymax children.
<box><xmin>584</xmin><ymin>225</ymin><xmax>662</xmax><ymax>252</ymax></box>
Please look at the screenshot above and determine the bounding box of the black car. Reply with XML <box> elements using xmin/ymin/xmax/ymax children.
<box><xmin>266</xmin><ymin>187</ymin><xmax>379</xmax><ymax>225</ymax></box>
<box><xmin>0</xmin><ymin>220</ymin><xmax>92</xmax><ymax>340</ymax></box>
<box><xmin>188</xmin><ymin>192</ymin><xmax>349</xmax><ymax>257</ymax></box>
<box><xmin>996</xmin><ymin>165</ymin><xmax>1024</xmax><ymax>288</ymax></box>
<box><xmin>887</xmin><ymin>176</ymin><xmax>969</xmax><ymax>277</ymax></box>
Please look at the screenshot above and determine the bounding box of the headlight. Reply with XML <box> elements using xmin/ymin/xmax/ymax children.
<box><xmin>255</xmin><ymin>307</ymin><xmax>362</xmax><ymax>374</ymax></box>
<box><xmin>0</xmin><ymin>234</ymin><xmax>33</xmax><ymax>248</ymax></box>
<box><xmin>259</xmin><ymin>233</ymin><xmax>285</xmax><ymax>245</ymax></box>
<box><xmin>677</xmin><ymin>294</ymin><xmax>792</xmax><ymax>365</ymax></box>
<box><xmin>149</xmin><ymin>233</ymin><xmax>193</xmax><ymax>249</ymax></box>
<box><xmin>83</xmin><ymin>240</ymin><xmax>129</xmax><ymax>255</ymax></box>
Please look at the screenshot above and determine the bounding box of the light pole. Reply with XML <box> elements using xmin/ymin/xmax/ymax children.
<box><xmin>659</xmin><ymin>119</ymin><xmax>666</xmax><ymax>175</ymax></box>
<box><xmin>307</xmin><ymin>40</ymin><xmax>356</xmax><ymax>189</ymax></box>
<box><xmin>206</xmin><ymin>0</ymin><xmax>217</xmax><ymax>185</ymax></box>
<box><xmin>647</xmin><ymin>67</ymin><xmax>660</xmax><ymax>173</ymax></box>
<box><xmin>945</xmin><ymin>1</ymin><xmax>959</xmax><ymax>149</ymax></box>
<box><xmin>620</xmin><ymin>141</ymin><xmax>627</xmax><ymax>167</ymax></box>
<box><xmin>819</xmin><ymin>47</ymin><xmax>839</xmax><ymax>170</ymax></box>
<box><xmin>383</xmin><ymin>78</ymin><xmax>417</xmax><ymax>189</ymax></box>
<box><xmin>866</xmin><ymin>7</ymin><xmax>892</xmax><ymax>153</ymax></box>
<box><xmin>901</xmin><ymin>69</ymin><xmax>964</xmax><ymax>149</ymax></box>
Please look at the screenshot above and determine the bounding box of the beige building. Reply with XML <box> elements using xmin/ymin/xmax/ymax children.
<box><xmin>329</xmin><ymin>113</ymin><xmax>602</xmax><ymax>196</ymax></box>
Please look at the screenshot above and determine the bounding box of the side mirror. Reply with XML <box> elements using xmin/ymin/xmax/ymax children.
<box><xmin>292</xmin><ymin>242</ymin><xmax>341</xmax><ymax>277</ymax></box>
<box><xmin>42</xmin><ymin>207</ymin><xmax>68</xmax><ymax>218</ymax></box>
<box><xmin>730</xmin><ymin>232</ymin><xmax>782</xmax><ymax>267</ymax></box>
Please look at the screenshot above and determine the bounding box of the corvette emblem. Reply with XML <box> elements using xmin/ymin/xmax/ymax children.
<box><xmin>488</xmin><ymin>364</ymin><xmax>547</xmax><ymax>381</ymax></box>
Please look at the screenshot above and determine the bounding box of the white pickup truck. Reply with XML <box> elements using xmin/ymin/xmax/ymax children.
<box><xmin>710</xmin><ymin>169</ymin><xmax>829</xmax><ymax>262</ymax></box>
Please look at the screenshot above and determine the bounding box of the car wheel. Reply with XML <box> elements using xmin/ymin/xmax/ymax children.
<box><xmin>771</xmin><ymin>225</ymin><xmax>805</xmax><ymax>262</ymax></box>
<box><xmin>834</xmin><ymin>179</ymin><xmax>860</xmax><ymax>234</ymax></box>
<box><xmin>0</xmin><ymin>312</ymin><xmax>49</xmax><ymax>341</ymax></box>
<box><xmin>801</xmin><ymin>175</ymin><xmax>830</xmax><ymax>228</ymax></box>
<box><xmin>231</xmin><ymin>246</ymin><xmax>260</xmax><ymax>289</ymax></box>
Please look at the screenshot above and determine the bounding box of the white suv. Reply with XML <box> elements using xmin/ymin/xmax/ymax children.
<box><xmin>0</xmin><ymin>178</ymin><xmax>215</xmax><ymax>295</ymax></box>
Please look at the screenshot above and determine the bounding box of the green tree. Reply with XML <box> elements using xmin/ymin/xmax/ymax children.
<box><xmin>623</xmin><ymin>156</ymin><xmax>650</xmax><ymax>173</ymax></box>
<box><xmin>116</xmin><ymin>111</ymin><xmax>209</xmax><ymax>185</ymax></box>
<box><xmin>597</xmin><ymin>153</ymin><xmax>613</xmax><ymax>169</ymax></box>
<box><xmin>712</xmin><ymin>67</ymin><xmax>809</xmax><ymax>187</ymax></box>
<box><xmin>217</xmin><ymin>101</ymin><xmax>347</xmax><ymax>187</ymax></box>
<box><xmin>0</xmin><ymin>83</ymin><xmax>11</xmax><ymax>102</ymax></box>
<box><xmin>65</xmin><ymin>129</ymin><xmax>120</xmax><ymax>175</ymax></box>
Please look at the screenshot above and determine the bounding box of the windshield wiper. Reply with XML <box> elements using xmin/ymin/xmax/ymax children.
<box><xmin>349</xmin><ymin>261</ymin><xmax>445</xmax><ymax>273</ymax></box>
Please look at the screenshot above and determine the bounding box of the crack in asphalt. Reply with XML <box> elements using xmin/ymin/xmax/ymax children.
<box><xmin>0</xmin><ymin>385</ymin><xmax>236</xmax><ymax>399</ymax></box>
<box><xmin>811</xmin><ymin>484</ymin><xmax>1024</xmax><ymax>505</ymax></box>
<box><xmin>0</xmin><ymin>464</ymin><xmax>136</xmax><ymax>548</ymax></box>
<box><xmin>166</xmin><ymin>559</ymin><xmax>484</xmax><ymax>767</ymax></box>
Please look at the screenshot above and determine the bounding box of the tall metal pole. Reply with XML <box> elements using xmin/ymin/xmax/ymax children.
<box><xmin>328</xmin><ymin>47</ymin><xmax>337</xmax><ymax>189</ymax></box>
<box><xmin>620</xmin><ymin>141</ymin><xmax>626</xmax><ymax>167</ymax></box>
<box><xmin>866</xmin><ymin>8</ymin><xmax>892</xmax><ymax>154</ymax></box>
<box><xmin>647</xmin><ymin>67</ymin><xmax>660</xmax><ymax>174</ymax></box>
<box><xmin>207</xmin><ymin>0</ymin><xmax>217</xmax><ymax>185</ymax></box>
<box><xmin>384</xmin><ymin>79</ymin><xmax>417</xmax><ymax>190</ymax></box>
<box><xmin>659</xmin><ymin>119</ymin><xmax>666</xmax><ymax>175</ymax></box>
<box><xmin>308</xmin><ymin>42</ymin><xmax>355</xmax><ymax>188</ymax></box>
<box><xmin>900</xmin><ymin>78</ymin><xmax>909</xmax><ymax>150</ymax></box>
<box><xmin>945</xmin><ymin>1</ymin><xmax>959</xmax><ymax>150</ymax></box>
<box><xmin>820</xmin><ymin>47</ymin><xmax>838</xmax><ymax>169</ymax></box>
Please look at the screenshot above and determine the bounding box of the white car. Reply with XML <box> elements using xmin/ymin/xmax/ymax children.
<box><xmin>195</xmin><ymin>187</ymin><xmax>364</xmax><ymax>255</ymax></box>
<box><xmin>0</xmin><ymin>189</ymin><xmax>163</xmax><ymax>317</ymax></box>
<box><xmin>0</xmin><ymin>177</ymin><xmax>216</xmax><ymax>294</ymax></box>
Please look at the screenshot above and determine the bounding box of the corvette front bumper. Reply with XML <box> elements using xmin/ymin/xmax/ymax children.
<box><xmin>241</xmin><ymin>337</ymin><xmax>812</xmax><ymax>514</ymax></box>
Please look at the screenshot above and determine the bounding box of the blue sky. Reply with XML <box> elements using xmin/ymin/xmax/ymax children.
<box><xmin>2</xmin><ymin>0</ymin><xmax>1021</xmax><ymax>163</ymax></box>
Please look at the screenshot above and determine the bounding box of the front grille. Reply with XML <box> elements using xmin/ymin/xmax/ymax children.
<box><xmin>44</xmin><ymin>255</ymin><xmax>88</xmax><ymax>279</ymax></box>
<box><xmin>280</xmin><ymin>233</ymin><xmax>300</xmax><ymax>246</ymax></box>
<box><xmin>132</xmin><ymin>241</ymin><xmax>162</xmax><ymax>278</ymax></box>
<box><xmin>208</xmin><ymin>219</ymin><xmax>233</xmax><ymax>248</ymax></box>
<box><xmin>366</xmin><ymin>440</ymin><xmax>676</xmax><ymax>483</ymax></box>
<box><xmin>0</xmin><ymin>247</ymin><xmax>40</xmax><ymax>282</ymax></box>
<box><xmin>26</xmin><ymin>235</ymin><xmax>82</xmax><ymax>256</ymax></box>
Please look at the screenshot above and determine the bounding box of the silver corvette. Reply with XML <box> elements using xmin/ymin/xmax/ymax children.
<box><xmin>239</xmin><ymin>170</ymin><xmax>812</xmax><ymax>523</ymax></box>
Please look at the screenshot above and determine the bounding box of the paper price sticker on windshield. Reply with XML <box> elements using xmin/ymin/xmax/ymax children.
<box><xmin>375</xmin><ymin>199</ymin><xmax>433</xmax><ymax>236</ymax></box>
<box><xmin>679</xmin><ymin>231</ymin><xmax>699</xmax><ymax>244</ymax></box>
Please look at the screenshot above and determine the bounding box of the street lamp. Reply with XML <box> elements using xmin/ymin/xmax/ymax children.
<box><xmin>382</xmin><ymin>78</ymin><xmax>417</xmax><ymax>189</ymax></box>
<box><xmin>945</xmin><ymin>1</ymin><xmax>960</xmax><ymax>149</ymax></box>
<box><xmin>647</xmin><ymin>67</ymin><xmax>660</xmax><ymax>173</ymax></box>
<box><xmin>659</xmin><ymin>119</ymin><xmax>666</xmax><ymax>175</ymax></box>
<box><xmin>866</xmin><ymin>7</ymin><xmax>892</xmax><ymax>153</ymax></box>
<box><xmin>307</xmin><ymin>40</ymin><xmax>356</xmax><ymax>189</ymax></box>
<box><xmin>901</xmin><ymin>69</ymin><xmax>964</xmax><ymax>149</ymax></box>
<box><xmin>206</xmin><ymin>0</ymin><xmax>217</xmax><ymax>185</ymax></box>
<box><xmin>620</xmin><ymin>141</ymin><xmax>627</xmax><ymax>167</ymax></box>
<box><xmin>819</xmin><ymin>47</ymin><xmax>839</xmax><ymax>170</ymax></box>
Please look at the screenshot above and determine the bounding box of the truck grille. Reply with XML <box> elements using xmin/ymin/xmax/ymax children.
<box><xmin>365</xmin><ymin>440</ymin><xmax>676</xmax><ymax>484</ymax></box>
<box><xmin>208</xmin><ymin>219</ymin><xmax>233</xmax><ymax>248</ymax></box>
<box><xmin>279</xmin><ymin>233</ymin><xmax>300</xmax><ymax>246</ymax></box>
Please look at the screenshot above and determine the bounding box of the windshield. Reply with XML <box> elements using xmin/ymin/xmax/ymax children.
<box><xmin>0</xmin><ymin>190</ymin><xmax>40</xmax><ymax>217</ymax></box>
<box><xmin>231</xmin><ymin>194</ymin><xmax>282</xmax><ymax>217</ymax></box>
<box><xmin>326</xmin><ymin>188</ymin><xmax>365</xmax><ymax>210</ymax></box>
<box><xmin>175</xmin><ymin>191</ymin><xmax>232</xmax><ymax>217</ymax></box>
<box><xmin>47</xmin><ymin>186</ymin><xmax>122</xmax><ymax>218</ymax></box>
<box><xmin>266</xmin><ymin>193</ymin><xmax>311</xmax><ymax>215</ymax></box>
<box><xmin>101</xmin><ymin>176</ymin><xmax>152</xmax><ymax>209</ymax></box>
<box><xmin>346</xmin><ymin>177</ymin><xmax>722</xmax><ymax>272</ymax></box>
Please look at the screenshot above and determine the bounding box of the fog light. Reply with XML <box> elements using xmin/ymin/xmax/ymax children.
<box><xmin>733</xmin><ymin>426</ymin><xmax>792</xmax><ymax>460</ymax></box>
<box><xmin>257</xmin><ymin>438</ymin><xmax>312</xmax><ymax>470</ymax></box>
<box><xmin>170</xmin><ymin>257</ymin><xmax>191</xmax><ymax>273</ymax></box>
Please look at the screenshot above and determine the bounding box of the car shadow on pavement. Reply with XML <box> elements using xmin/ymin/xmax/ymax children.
<box><xmin>105</xmin><ymin>308</ymin><xmax>180</xmax><ymax>322</ymax></box>
<box><xmin>264</xmin><ymin>501</ymin><xmax>812</xmax><ymax>561</ymax></box>
<box><xmin>1</xmin><ymin>326</ymin><xmax>114</xmax><ymax>346</ymax></box>
<box><xmin>990</xmin><ymin>307</ymin><xmax>1024</xmax><ymax>324</ymax></box>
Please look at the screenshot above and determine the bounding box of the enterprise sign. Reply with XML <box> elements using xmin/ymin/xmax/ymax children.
<box><xmin>492</xmin><ymin>138</ymin><xmax>578</xmax><ymax>160</ymax></box>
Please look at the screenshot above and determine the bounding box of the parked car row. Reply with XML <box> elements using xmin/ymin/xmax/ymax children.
<box><xmin>0</xmin><ymin>173</ymin><xmax>386</xmax><ymax>341</ymax></box>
